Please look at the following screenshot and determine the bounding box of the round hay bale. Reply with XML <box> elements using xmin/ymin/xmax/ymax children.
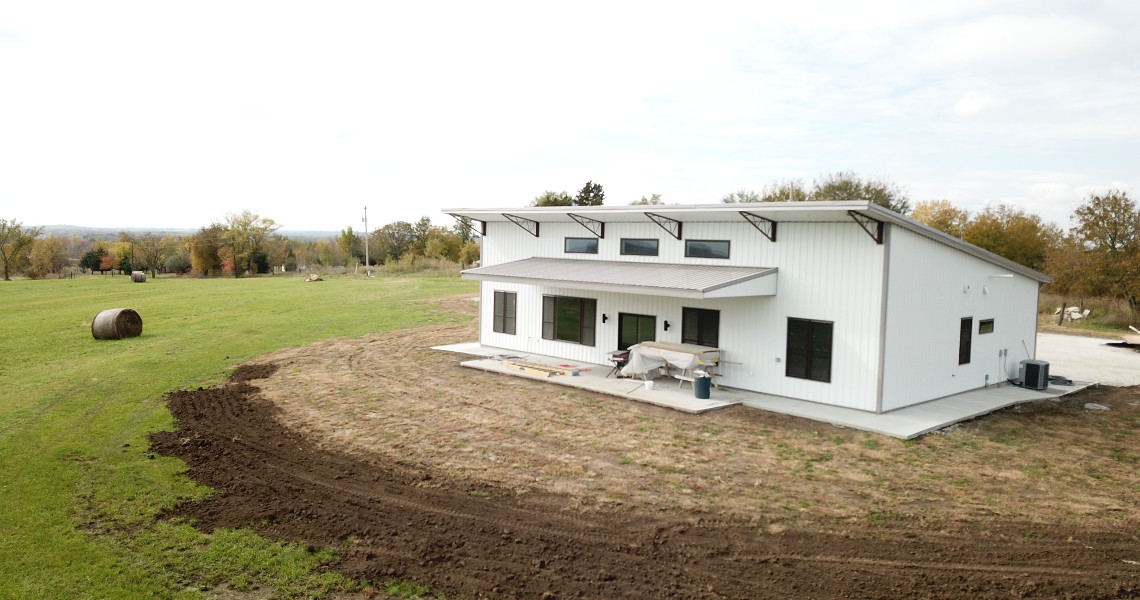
<box><xmin>131</xmin><ymin>271</ymin><xmax>146</xmax><ymax>283</ymax></box>
<box><xmin>91</xmin><ymin>308</ymin><xmax>143</xmax><ymax>340</ymax></box>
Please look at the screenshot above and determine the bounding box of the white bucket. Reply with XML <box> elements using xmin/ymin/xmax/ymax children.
<box><xmin>644</xmin><ymin>380</ymin><xmax>654</xmax><ymax>391</ymax></box>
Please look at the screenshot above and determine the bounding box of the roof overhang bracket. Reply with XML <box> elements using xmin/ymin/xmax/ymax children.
<box><xmin>847</xmin><ymin>211</ymin><xmax>884</xmax><ymax>244</ymax></box>
<box><xmin>447</xmin><ymin>214</ymin><xmax>486</xmax><ymax>237</ymax></box>
<box><xmin>503</xmin><ymin>213</ymin><xmax>540</xmax><ymax>238</ymax></box>
<box><xmin>567</xmin><ymin>213</ymin><xmax>604</xmax><ymax>238</ymax></box>
<box><xmin>645</xmin><ymin>212</ymin><xmax>682</xmax><ymax>240</ymax></box>
<box><xmin>740</xmin><ymin>211</ymin><xmax>777</xmax><ymax>242</ymax></box>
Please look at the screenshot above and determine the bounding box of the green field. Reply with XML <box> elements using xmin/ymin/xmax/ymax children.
<box><xmin>0</xmin><ymin>274</ymin><xmax>476</xmax><ymax>599</ymax></box>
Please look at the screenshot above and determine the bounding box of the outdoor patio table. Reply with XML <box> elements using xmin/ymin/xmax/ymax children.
<box><xmin>620</xmin><ymin>341</ymin><xmax>720</xmax><ymax>385</ymax></box>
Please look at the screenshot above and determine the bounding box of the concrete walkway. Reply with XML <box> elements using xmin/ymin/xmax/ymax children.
<box><xmin>434</xmin><ymin>333</ymin><xmax>1136</xmax><ymax>438</ymax></box>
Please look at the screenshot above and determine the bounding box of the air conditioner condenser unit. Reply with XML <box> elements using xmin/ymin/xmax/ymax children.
<box><xmin>1019</xmin><ymin>359</ymin><xmax>1049</xmax><ymax>390</ymax></box>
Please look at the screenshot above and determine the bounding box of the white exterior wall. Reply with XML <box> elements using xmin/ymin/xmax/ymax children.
<box><xmin>478</xmin><ymin>219</ymin><xmax>888</xmax><ymax>411</ymax></box>
<box><xmin>880</xmin><ymin>226</ymin><xmax>1041</xmax><ymax>411</ymax></box>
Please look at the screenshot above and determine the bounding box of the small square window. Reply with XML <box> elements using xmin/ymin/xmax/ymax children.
<box><xmin>685</xmin><ymin>240</ymin><xmax>730</xmax><ymax>259</ymax></box>
<box><xmin>979</xmin><ymin>319</ymin><xmax>994</xmax><ymax>334</ymax></box>
<box><xmin>565</xmin><ymin>238</ymin><xmax>598</xmax><ymax>254</ymax></box>
<box><xmin>620</xmin><ymin>238</ymin><xmax>659</xmax><ymax>256</ymax></box>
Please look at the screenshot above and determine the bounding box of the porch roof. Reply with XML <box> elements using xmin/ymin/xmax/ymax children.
<box><xmin>461</xmin><ymin>257</ymin><xmax>777</xmax><ymax>299</ymax></box>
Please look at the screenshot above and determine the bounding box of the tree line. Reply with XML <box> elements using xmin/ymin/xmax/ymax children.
<box><xmin>0</xmin><ymin>210</ymin><xmax>480</xmax><ymax>280</ymax></box>
<box><xmin>4</xmin><ymin>174</ymin><xmax>1138</xmax><ymax>318</ymax></box>
<box><xmin>718</xmin><ymin>172</ymin><xmax>1139</xmax><ymax>317</ymax></box>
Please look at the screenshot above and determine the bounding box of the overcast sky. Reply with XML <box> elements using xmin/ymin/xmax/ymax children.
<box><xmin>2</xmin><ymin>1</ymin><xmax>1137</xmax><ymax>233</ymax></box>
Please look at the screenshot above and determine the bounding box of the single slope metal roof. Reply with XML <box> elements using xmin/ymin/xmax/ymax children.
<box><xmin>461</xmin><ymin>257</ymin><xmax>778</xmax><ymax>299</ymax></box>
<box><xmin>443</xmin><ymin>201</ymin><xmax>1052</xmax><ymax>284</ymax></box>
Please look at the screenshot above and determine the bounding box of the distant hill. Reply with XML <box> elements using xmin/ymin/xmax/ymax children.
<box><xmin>38</xmin><ymin>225</ymin><xmax>338</xmax><ymax>241</ymax></box>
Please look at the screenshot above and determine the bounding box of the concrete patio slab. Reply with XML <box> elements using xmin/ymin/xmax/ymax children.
<box><xmin>433</xmin><ymin>337</ymin><xmax>1109</xmax><ymax>438</ymax></box>
<box><xmin>433</xmin><ymin>343</ymin><xmax>745</xmax><ymax>414</ymax></box>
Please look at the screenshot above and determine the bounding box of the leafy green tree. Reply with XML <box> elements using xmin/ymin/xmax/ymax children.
<box><xmin>411</xmin><ymin>217</ymin><xmax>433</xmax><ymax>256</ymax></box>
<box><xmin>721</xmin><ymin>174</ymin><xmax>906</xmax><ymax>212</ymax></box>
<box><xmin>163</xmin><ymin>251</ymin><xmax>191</xmax><ymax>274</ymax></box>
<box><xmin>121</xmin><ymin>232</ymin><xmax>177</xmax><ymax>278</ymax></box>
<box><xmin>1071</xmin><ymin>189</ymin><xmax>1140</xmax><ymax>255</ymax></box>
<box><xmin>222</xmin><ymin>210</ymin><xmax>279</xmax><ymax>276</ymax></box>
<box><xmin>371</xmin><ymin>221</ymin><xmax>416</xmax><ymax>261</ymax></box>
<box><xmin>460</xmin><ymin>240</ymin><xmax>481</xmax><ymax>267</ymax></box>
<box><xmin>336</xmin><ymin>227</ymin><xmax>362</xmax><ymax>264</ymax></box>
<box><xmin>811</xmin><ymin>171</ymin><xmax>911</xmax><ymax>214</ymax></box>
<box><xmin>960</xmin><ymin>204</ymin><xmax>1059</xmax><ymax>272</ymax></box>
<box><xmin>1068</xmin><ymin>189</ymin><xmax>1140</xmax><ymax>313</ymax></box>
<box><xmin>531</xmin><ymin>191</ymin><xmax>573</xmax><ymax>206</ymax></box>
<box><xmin>0</xmin><ymin>218</ymin><xmax>43</xmax><ymax>281</ymax></box>
<box><xmin>721</xmin><ymin>189</ymin><xmax>762</xmax><ymax>203</ymax></box>
<box><xmin>910</xmin><ymin>200</ymin><xmax>970</xmax><ymax>238</ymax></box>
<box><xmin>766</xmin><ymin>180</ymin><xmax>808</xmax><ymax>203</ymax></box>
<box><xmin>424</xmin><ymin>230</ymin><xmax>461</xmax><ymax>263</ymax></box>
<box><xmin>79</xmin><ymin>249</ymin><xmax>101</xmax><ymax>273</ymax></box>
<box><xmin>574</xmin><ymin>181</ymin><xmax>605</xmax><ymax>206</ymax></box>
<box><xmin>453</xmin><ymin>219</ymin><xmax>475</xmax><ymax>243</ymax></box>
<box><xmin>630</xmin><ymin>193</ymin><xmax>664</xmax><ymax>205</ymax></box>
<box><xmin>264</xmin><ymin>235</ymin><xmax>293</xmax><ymax>273</ymax></box>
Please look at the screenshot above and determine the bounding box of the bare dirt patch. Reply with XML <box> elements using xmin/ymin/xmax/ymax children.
<box><xmin>152</xmin><ymin>294</ymin><xmax>1140</xmax><ymax>599</ymax></box>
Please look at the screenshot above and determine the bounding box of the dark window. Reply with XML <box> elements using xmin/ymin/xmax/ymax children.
<box><xmin>618</xmin><ymin>313</ymin><xmax>655</xmax><ymax>350</ymax></box>
<box><xmin>541</xmin><ymin>295</ymin><xmax>596</xmax><ymax>346</ymax></box>
<box><xmin>681</xmin><ymin>307</ymin><xmax>720</xmax><ymax>347</ymax></box>
<box><xmin>564</xmin><ymin>237</ymin><xmax>598</xmax><ymax>254</ymax></box>
<box><xmin>979</xmin><ymin>319</ymin><xmax>994</xmax><ymax>334</ymax></box>
<box><xmin>620</xmin><ymin>238</ymin><xmax>659</xmax><ymax>256</ymax></box>
<box><xmin>685</xmin><ymin>240</ymin><xmax>730</xmax><ymax>259</ymax></box>
<box><xmin>786</xmin><ymin>318</ymin><xmax>833</xmax><ymax>383</ymax></box>
<box><xmin>493</xmin><ymin>291</ymin><xmax>516</xmax><ymax>335</ymax></box>
<box><xmin>959</xmin><ymin>317</ymin><xmax>973</xmax><ymax>365</ymax></box>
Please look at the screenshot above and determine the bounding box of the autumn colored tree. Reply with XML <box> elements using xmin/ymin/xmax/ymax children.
<box><xmin>0</xmin><ymin>218</ymin><xmax>43</xmax><ymax>280</ymax></box>
<box><xmin>29</xmin><ymin>236</ymin><xmax>68</xmax><ymax>275</ymax></box>
<box><xmin>189</xmin><ymin>224</ymin><xmax>225</xmax><ymax>275</ymax></box>
<box><xmin>99</xmin><ymin>249</ymin><xmax>119</xmax><ymax>274</ymax></box>
<box><xmin>910</xmin><ymin>200</ymin><xmax>970</xmax><ymax>238</ymax></box>
<box><xmin>960</xmin><ymin>204</ymin><xmax>1060</xmax><ymax>272</ymax></box>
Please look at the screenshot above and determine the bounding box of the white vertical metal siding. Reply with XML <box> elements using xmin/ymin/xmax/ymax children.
<box><xmin>476</xmin><ymin>218</ymin><xmax>887</xmax><ymax>411</ymax></box>
<box><xmin>880</xmin><ymin>227</ymin><xmax>1041</xmax><ymax>411</ymax></box>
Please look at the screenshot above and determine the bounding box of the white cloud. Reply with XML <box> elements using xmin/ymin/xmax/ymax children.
<box><xmin>0</xmin><ymin>1</ymin><xmax>1137</xmax><ymax>232</ymax></box>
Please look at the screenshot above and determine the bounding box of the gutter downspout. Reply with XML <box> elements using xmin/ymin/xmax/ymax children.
<box><xmin>875</xmin><ymin>223</ymin><xmax>891</xmax><ymax>413</ymax></box>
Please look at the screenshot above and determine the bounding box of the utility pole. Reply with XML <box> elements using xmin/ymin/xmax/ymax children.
<box><xmin>362</xmin><ymin>206</ymin><xmax>370</xmax><ymax>277</ymax></box>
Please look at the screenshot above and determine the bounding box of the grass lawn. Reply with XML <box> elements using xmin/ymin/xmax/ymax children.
<box><xmin>0</xmin><ymin>273</ymin><xmax>476</xmax><ymax>599</ymax></box>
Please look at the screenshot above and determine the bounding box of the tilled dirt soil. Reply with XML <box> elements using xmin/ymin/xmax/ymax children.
<box><xmin>150</xmin><ymin>296</ymin><xmax>1140</xmax><ymax>599</ymax></box>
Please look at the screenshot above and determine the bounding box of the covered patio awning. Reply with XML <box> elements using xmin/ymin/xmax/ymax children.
<box><xmin>461</xmin><ymin>257</ymin><xmax>777</xmax><ymax>299</ymax></box>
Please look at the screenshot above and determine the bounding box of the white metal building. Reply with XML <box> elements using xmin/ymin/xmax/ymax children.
<box><xmin>444</xmin><ymin>201</ymin><xmax>1051</xmax><ymax>413</ymax></box>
